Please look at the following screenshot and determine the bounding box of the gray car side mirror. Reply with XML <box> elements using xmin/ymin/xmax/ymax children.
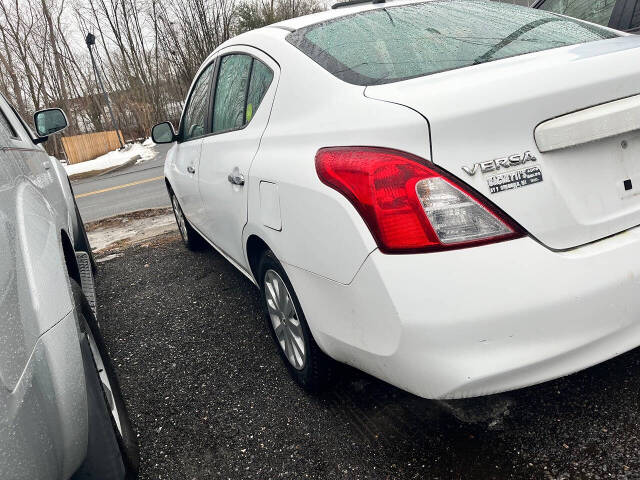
<box><xmin>34</xmin><ymin>108</ymin><xmax>68</xmax><ymax>139</ymax></box>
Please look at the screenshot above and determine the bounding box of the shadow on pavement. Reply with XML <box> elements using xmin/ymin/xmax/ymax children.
<box><xmin>95</xmin><ymin>233</ymin><xmax>640</xmax><ymax>479</ymax></box>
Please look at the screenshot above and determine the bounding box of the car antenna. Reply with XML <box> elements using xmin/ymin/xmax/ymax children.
<box><xmin>332</xmin><ymin>0</ymin><xmax>385</xmax><ymax>9</ymax></box>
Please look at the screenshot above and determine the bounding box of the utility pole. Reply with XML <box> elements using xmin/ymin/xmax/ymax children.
<box><xmin>85</xmin><ymin>32</ymin><xmax>124</xmax><ymax>149</ymax></box>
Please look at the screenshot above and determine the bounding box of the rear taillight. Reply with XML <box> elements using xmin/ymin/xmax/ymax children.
<box><xmin>315</xmin><ymin>147</ymin><xmax>523</xmax><ymax>253</ymax></box>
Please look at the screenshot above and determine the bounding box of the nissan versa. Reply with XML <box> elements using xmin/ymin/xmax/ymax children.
<box><xmin>152</xmin><ymin>0</ymin><xmax>640</xmax><ymax>399</ymax></box>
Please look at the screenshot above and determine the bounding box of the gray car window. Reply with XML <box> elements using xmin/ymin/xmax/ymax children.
<box><xmin>245</xmin><ymin>60</ymin><xmax>274</xmax><ymax>123</ymax></box>
<box><xmin>182</xmin><ymin>63</ymin><xmax>214</xmax><ymax>141</ymax></box>
<box><xmin>213</xmin><ymin>54</ymin><xmax>253</xmax><ymax>133</ymax></box>
<box><xmin>287</xmin><ymin>0</ymin><xmax>618</xmax><ymax>86</ymax></box>
<box><xmin>631</xmin><ymin>0</ymin><xmax>640</xmax><ymax>29</ymax></box>
<box><xmin>538</xmin><ymin>0</ymin><xmax>617</xmax><ymax>27</ymax></box>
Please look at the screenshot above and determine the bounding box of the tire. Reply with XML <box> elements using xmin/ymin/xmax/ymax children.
<box><xmin>170</xmin><ymin>191</ymin><xmax>205</xmax><ymax>251</ymax></box>
<box><xmin>70</xmin><ymin>281</ymin><xmax>139</xmax><ymax>479</ymax></box>
<box><xmin>258</xmin><ymin>250</ymin><xmax>333</xmax><ymax>392</ymax></box>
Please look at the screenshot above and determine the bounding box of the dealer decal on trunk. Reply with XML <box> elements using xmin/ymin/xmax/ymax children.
<box><xmin>461</xmin><ymin>150</ymin><xmax>542</xmax><ymax>194</ymax></box>
<box><xmin>487</xmin><ymin>166</ymin><xmax>543</xmax><ymax>194</ymax></box>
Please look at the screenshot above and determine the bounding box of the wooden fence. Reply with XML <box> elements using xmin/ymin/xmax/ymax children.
<box><xmin>61</xmin><ymin>130</ymin><xmax>123</xmax><ymax>165</ymax></box>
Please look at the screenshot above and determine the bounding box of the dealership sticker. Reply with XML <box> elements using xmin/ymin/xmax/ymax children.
<box><xmin>487</xmin><ymin>166</ymin><xmax>543</xmax><ymax>194</ymax></box>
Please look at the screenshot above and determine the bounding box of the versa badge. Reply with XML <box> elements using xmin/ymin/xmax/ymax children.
<box><xmin>462</xmin><ymin>151</ymin><xmax>537</xmax><ymax>176</ymax></box>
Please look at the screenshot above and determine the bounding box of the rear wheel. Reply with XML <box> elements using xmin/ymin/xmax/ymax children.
<box><xmin>170</xmin><ymin>192</ymin><xmax>205</xmax><ymax>251</ymax></box>
<box><xmin>258</xmin><ymin>250</ymin><xmax>333</xmax><ymax>391</ymax></box>
<box><xmin>70</xmin><ymin>281</ymin><xmax>139</xmax><ymax>479</ymax></box>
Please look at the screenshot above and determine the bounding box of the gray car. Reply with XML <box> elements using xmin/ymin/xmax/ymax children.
<box><xmin>0</xmin><ymin>94</ymin><xmax>138</xmax><ymax>479</ymax></box>
<box><xmin>533</xmin><ymin>0</ymin><xmax>640</xmax><ymax>32</ymax></box>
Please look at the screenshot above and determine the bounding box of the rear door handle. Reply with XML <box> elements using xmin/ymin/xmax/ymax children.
<box><xmin>227</xmin><ymin>169</ymin><xmax>245</xmax><ymax>186</ymax></box>
<box><xmin>187</xmin><ymin>166</ymin><xmax>195</xmax><ymax>174</ymax></box>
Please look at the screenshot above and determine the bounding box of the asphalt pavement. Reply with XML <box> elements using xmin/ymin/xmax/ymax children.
<box><xmin>95</xmin><ymin>232</ymin><xmax>640</xmax><ymax>480</ymax></box>
<box><xmin>72</xmin><ymin>144</ymin><xmax>171</xmax><ymax>222</ymax></box>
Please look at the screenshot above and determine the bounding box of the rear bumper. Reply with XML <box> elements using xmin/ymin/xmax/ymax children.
<box><xmin>286</xmin><ymin>227</ymin><xmax>640</xmax><ymax>399</ymax></box>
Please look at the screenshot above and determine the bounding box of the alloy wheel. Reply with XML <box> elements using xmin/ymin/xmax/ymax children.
<box><xmin>264</xmin><ymin>269</ymin><xmax>306</xmax><ymax>370</ymax></box>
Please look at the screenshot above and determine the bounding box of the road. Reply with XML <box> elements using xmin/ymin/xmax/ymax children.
<box><xmin>96</xmin><ymin>232</ymin><xmax>640</xmax><ymax>480</ymax></box>
<box><xmin>72</xmin><ymin>144</ymin><xmax>171</xmax><ymax>222</ymax></box>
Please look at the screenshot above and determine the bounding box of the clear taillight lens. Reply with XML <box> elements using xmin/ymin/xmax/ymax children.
<box><xmin>415</xmin><ymin>177</ymin><xmax>513</xmax><ymax>244</ymax></box>
<box><xmin>315</xmin><ymin>147</ymin><xmax>523</xmax><ymax>253</ymax></box>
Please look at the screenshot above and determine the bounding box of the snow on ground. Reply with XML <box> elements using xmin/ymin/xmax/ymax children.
<box><xmin>142</xmin><ymin>137</ymin><xmax>155</xmax><ymax>147</ymax></box>
<box><xmin>87</xmin><ymin>211</ymin><xmax>176</xmax><ymax>252</ymax></box>
<box><xmin>64</xmin><ymin>142</ymin><xmax>157</xmax><ymax>176</ymax></box>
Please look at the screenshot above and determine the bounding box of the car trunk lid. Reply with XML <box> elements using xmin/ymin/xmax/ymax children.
<box><xmin>365</xmin><ymin>36</ymin><xmax>640</xmax><ymax>250</ymax></box>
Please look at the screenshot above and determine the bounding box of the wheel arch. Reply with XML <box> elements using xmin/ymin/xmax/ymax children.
<box><xmin>246</xmin><ymin>234</ymin><xmax>272</xmax><ymax>283</ymax></box>
<box><xmin>61</xmin><ymin>228</ymin><xmax>81</xmax><ymax>286</ymax></box>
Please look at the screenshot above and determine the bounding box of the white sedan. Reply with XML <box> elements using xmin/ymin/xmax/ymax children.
<box><xmin>153</xmin><ymin>0</ymin><xmax>640</xmax><ymax>399</ymax></box>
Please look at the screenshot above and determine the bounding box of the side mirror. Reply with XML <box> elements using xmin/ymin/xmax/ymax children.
<box><xmin>34</xmin><ymin>108</ymin><xmax>68</xmax><ymax>138</ymax></box>
<box><xmin>151</xmin><ymin>122</ymin><xmax>176</xmax><ymax>144</ymax></box>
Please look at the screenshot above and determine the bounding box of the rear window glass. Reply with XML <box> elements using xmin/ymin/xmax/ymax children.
<box><xmin>287</xmin><ymin>0</ymin><xmax>618</xmax><ymax>86</ymax></box>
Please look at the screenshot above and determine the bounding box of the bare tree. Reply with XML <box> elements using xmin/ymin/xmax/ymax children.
<box><xmin>0</xmin><ymin>0</ymin><xmax>322</xmax><ymax>157</ymax></box>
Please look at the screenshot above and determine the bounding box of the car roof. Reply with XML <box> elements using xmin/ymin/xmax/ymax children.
<box><xmin>211</xmin><ymin>0</ymin><xmax>432</xmax><ymax>59</ymax></box>
<box><xmin>269</xmin><ymin>0</ymin><xmax>434</xmax><ymax>31</ymax></box>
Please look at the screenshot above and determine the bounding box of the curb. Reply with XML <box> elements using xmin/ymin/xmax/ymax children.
<box><xmin>68</xmin><ymin>155</ymin><xmax>141</xmax><ymax>182</ymax></box>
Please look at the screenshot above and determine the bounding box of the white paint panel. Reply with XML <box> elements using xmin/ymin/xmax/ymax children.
<box><xmin>290</xmin><ymin>228</ymin><xmax>640</xmax><ymax>398</ymax></box>
<box><xmin>535</xmin><ymin>94</ymin><xmax>640</xmax><ymax>153</ymax></box>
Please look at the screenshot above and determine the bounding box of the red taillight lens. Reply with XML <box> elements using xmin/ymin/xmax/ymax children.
<box><xmin>315</xmin><ymin>147</ymin><xmax>523</xmax><ymax>253</ymax></box>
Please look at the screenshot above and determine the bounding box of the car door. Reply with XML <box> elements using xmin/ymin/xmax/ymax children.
<box><xmin>169</xmin><ymin>61</ymin><xmax>215</xmax><ymax>224</ymax></box>
<box><xmin>197</xmin><ymin>47</ymin><xmax>278</xmax><ymax>266</ymax></box>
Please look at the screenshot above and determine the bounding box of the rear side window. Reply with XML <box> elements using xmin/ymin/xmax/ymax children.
<box><xmin>0</xmin><ymin>109</ymin><xmax>18</xmax><ymax>141</ymax></box>
<box><xmin>538</xmin><ymin>0</ymin><xmax>617</xmax><ymax>27</ymax></box>
<box><xmin>213</xmin><ymin>54</ymin><xmax>253</xmax><ymax>133</ymax></box>
<box><xmin>287</xmin><ymin>0</ymin><xmax>618</xmax><ymax>86</ymax></box>
<box><xmin>246</xmin><ymin>61</ymin><xmax>274</xmax><ymax>123</ymax></box>
<box><xmin>212</xmin><ymin>54</ymin><xmax>274</xmax><ymax>132</ymax></box>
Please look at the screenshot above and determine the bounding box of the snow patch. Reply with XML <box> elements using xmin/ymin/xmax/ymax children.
<box><xmin>88</xmin><ymin>213</ymin><xmax>176</xmax><ymax>252</ymax></box>
<box><xmin>64</xmin><ymin>142</ymin><xmax>157</xmax><ymax>176</ymax></box>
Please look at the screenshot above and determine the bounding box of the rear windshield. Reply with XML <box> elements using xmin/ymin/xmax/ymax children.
<box><xmin>286</xmin><ymin>0</ymin><xmax>618</xmax><ymax>86</ymax></box>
